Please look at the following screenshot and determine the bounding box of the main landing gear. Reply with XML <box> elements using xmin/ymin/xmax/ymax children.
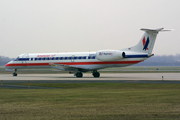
<box><xmin>75</xmin><ymin>71</ymin><xmax>100</xmax><ymax>78</ymax></box>
<box><xmin>92</xmin><ymin>71</ymin><xmax>100</xmax><ymax>78</ymax></box>
<box><xmin>13</xmin><ymin>69</ymin><xmax>17</xmax><ymax>76</ymax></box>
<box><xmin>75</xmin><ymin>72</ymin><xmax>83</xmax><ymax>78</ymax></box>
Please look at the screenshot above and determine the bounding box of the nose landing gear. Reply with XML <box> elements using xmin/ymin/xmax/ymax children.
<box><xmin>13</xmin><ymin>69</ymin><xmax>17</xmax><ymax>76</ymax></box>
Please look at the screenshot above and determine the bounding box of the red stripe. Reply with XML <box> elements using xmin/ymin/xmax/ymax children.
<box><xmin>143</xmin><ymin>36</ymin><xmax>146</xmax><ymax>46</ymax></box>
<box><xmin>5</xmin><ymin>63</ymin><xmax>49</xmax><ymax>67</ymax></box>
<box><xmin>5</xmin><ymin>61</ymin><xmax>142</xmax><ymax>67</ymax></box>
<box><xmin>59</xmin><ymin>61</ymin><xmax>141</xmax><ymax>65</ymax></box>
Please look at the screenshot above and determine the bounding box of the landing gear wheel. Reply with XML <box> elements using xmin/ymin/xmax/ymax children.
<box><xmin>93</xmin><ymin>71</ymin><xmax>100</xmax><ymax>78</ymax></box>
<box><xmin>12</xmin><ymin>69</ymin><xmax>17</xmax><ymax>76</ymax></box>
<box><xmin>13</xmin><ymin>73</ymin><xmax>17</xmax><ymax>76</ymax></box>
<box><xmin>76</xmin><ymin>72</ymin><xmax>83</xmax><ymax>78</ymax></box>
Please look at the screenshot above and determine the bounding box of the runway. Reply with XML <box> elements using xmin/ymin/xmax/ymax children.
<box><xmin>1</xmin><ymin>73</ymin><xmax>180</xmax><ymax>89</ymax></box>
<box><xmin>0</xmin><ymin>73</ymin><xmax>180</xmax><ymax>81</ymax></box>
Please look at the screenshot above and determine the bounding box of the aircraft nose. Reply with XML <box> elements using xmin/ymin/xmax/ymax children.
<box><xmin>4</xmin><ymin>62</ymin><xmax>10</xmax><ymax>68</ymax></box>
<box><xmin>4</xmin><ymin>61</ymin><xmax>13</xmax><ymax>68</ymax></box>
<box><xmin>4</xmin><ymin>61</ymin><xmax>15</xmax><ymax>71</ymax></box>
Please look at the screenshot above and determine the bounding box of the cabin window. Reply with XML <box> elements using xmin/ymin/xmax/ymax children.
<box><xmin>88</xmin><ymin>56</ymin><xmax>96</xmax><ymax>59</ymax></box>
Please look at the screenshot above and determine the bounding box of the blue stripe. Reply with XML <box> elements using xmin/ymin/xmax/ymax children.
<box><xmin>15</xmin><ymin>56</ymin><xmax>96</xmax><ymax>61</ymax></box>
<box><xmin>125</xmin><ymin>55</ymin><xmax>148</xmax><ymax>58</ymax></box>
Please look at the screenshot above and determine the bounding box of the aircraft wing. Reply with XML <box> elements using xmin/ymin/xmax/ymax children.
<box><xmin>50</xmin><ymin>63</ymin><xmax>89</xmax><ymax>72</ymax></box>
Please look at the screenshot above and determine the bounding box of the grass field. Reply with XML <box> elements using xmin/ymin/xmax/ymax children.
<box><xmin>1</xmin><ymin>83</ymin><xmax>180</xmax><ymax>120</ymax></box>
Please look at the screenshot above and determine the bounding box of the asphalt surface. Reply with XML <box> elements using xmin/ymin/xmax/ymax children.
<box><xmin>1</xmin><ymin>73</ymin><xmax>180</xmax><ymax>80</ymax></box>
<box><xmin>0</xmin><ymin>73</ymin><xmax>180</xmax><ymax>89</ymax></box>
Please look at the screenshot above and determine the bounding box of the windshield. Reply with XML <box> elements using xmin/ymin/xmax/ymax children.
<box><xmin>14</xmin><ymin>57</ymin><xmax>19</xmax><ymax>61</ymax></box>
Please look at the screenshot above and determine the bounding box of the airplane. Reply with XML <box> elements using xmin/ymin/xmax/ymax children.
<box><xmin>4</xmin><ymin>28</ymin><xmax>172</xmax><ymax>77</ymax></box>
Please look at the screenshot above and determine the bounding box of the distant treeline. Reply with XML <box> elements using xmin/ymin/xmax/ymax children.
<box><xmin>1</xmin><ymin>54</ymin><xmax>180</xmax><ymax>66</ymax></box>
<box><xmin>0</xmin><ymin>56</ymin><xmax>14</xmax><ymax>66</ymax></box>
<box><xmin>135</xmin><ymin>54</ymin><xmax>180</xmax><ymax>66</ymax></box>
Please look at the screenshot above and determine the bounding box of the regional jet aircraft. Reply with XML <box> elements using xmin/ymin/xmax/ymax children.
<box><xmin>4</xmin><ymin>28</ymin><xmax>171</xmax><ymax>77</ymax></box>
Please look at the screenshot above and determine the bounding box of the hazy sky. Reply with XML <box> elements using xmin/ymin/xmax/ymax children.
<box><xmin>0</xmin><ymin>0</ymin><xmax>179</xmax><ymax>58</ymax></box>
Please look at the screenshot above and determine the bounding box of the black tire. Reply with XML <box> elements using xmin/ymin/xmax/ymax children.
<box><xmin>76</xmin><ymin>72</ymin><xmax>83</xmax><ymax>78</ymax></box>
<box><xmin>13</xmin><ymin>73</ymin><xmax>17</xmax><ymax>76</ymax></box>
<box><xmin>93</xmin><ymin>72</ymin><xmax>100</xmax><ymax>78</ymax></box>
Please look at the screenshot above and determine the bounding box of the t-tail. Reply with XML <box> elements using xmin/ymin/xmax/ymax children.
<box><xmin>122</xmin><ymin>28</ymin><xmax>172</xmax><ymax>54</ymax></box>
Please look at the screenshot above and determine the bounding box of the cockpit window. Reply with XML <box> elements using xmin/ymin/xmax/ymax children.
<box><xmin>15</xmin><ymin>57</ymin><xmax>19</xmax><ymax>61</ymax></box>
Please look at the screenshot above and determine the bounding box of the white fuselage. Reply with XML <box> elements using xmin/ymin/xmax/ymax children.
<box><xmin>5</xmin><ymin>52</ymin><xmax>146</xmax><ymax>71</ymax></box>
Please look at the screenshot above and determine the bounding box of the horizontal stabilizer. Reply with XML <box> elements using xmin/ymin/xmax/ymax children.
<box><xmin>141</xmin><ymin>28</ymin><xmax>173</xmax><ymax>32</ymax></box>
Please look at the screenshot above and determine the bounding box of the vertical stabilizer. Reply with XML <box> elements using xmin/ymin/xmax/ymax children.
<box><xmin>121</xmin><ymin>28</ymin><xmax>172</xmax><ymax>54</ymax></box>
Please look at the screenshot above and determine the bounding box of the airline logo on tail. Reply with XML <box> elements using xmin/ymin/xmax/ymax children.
<box><xmin>142</xmin><ymin>36</ymin><xmax>149</xmax><ymax>51</ymax></box>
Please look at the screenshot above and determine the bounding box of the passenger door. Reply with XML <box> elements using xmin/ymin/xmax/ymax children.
<box><xmin>22</xmin><ymin>54</ymin><xmax>29</xmax><ymax>67</ymax></box>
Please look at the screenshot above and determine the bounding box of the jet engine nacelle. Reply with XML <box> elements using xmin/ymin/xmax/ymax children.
<box><xmin>96</xmin><ymin>50</ymin><xmax>124</xmax><ymax>61</ymax></box>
